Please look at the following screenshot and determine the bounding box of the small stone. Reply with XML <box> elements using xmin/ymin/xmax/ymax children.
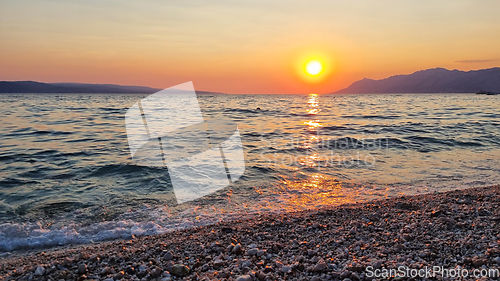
<box><xmin>151</xmin><ymin>267</ymin><xmax>163</xmax><ymax>278</ymax></box>
<box><xmin>78</xmin><ymin>263</ymin><xmax>87</xmax><ymax>275</ymax></box>
<box><xmin>236</xmin><ymin>275</ymin><xmax>252</xmax><ymax>281</ymax></box>
<box><xmin>232</xmin><ymin>243</ymin><xmax>243</xmax><ymax>254</ymax></box>
<box><xmin>163</xmin><ymin>251</ymin><xmax>174</xmax><ymax>260</ymax></box>
<box><xmin>297</xmin><ymin>264</ymin><xmax>305</xmax><ymax>271</ymax></box>
<box><xmin>136</xmin><ymin>265</ymin><xmax>148</xmax><ymax>278</ymax></box>
<box><xmin>494</xmin><ymin>257</ymin><xmax>500</xmax><ymax>265</ymax></box>
<box><xmin>311</xmin><ymin>277</ymin><xmax>321</xmax><ymax>281</ymax></box>
<box><xmin>221</xmin><ymin>227</ymin><xmax>233</xmax><ymax>233</ymax></box>
<box><xmin>478</xmin><ymin>208</ymin><xmax>491</xmax><ymax>216</ymax></box>
<box><xmin>247</xmin><ymin>248</ymin><xmax>259</xmax><ymax>256</ymax></box>
<box><xmin>350</xmin><ymin>272</ymin><xmax>360</xmax><ymax>281</ymax></box>
<box><xmin>214</xmin><ymin>259</ymin><xmax>224</xmax><ymax>266</ymax></box>
<box><xmin>138</xmin><ymin>264</ymin><xmax>148</xmax><ymax>272</ymax></box>
<box><xmin>34</xmin><ymin>266</ymin><xmax>45</xmax><ymax>276</ymax></box>
<box><xmin>125</xmin><ymin>266</ymin><xmax>134</xmax><ymax>275</ymax></box>
<box><xmin>63</xmin><ymin>257</ymin><xmax>72</xmax><ymax>266</ymax></box>
<box><xmin>257</xmin><ymin>250</ymin><xmax>266</xmax><ymax>257</ymax></box>
<box><xmin>312</xmin><ymin>260</ymin><xmax>327</xmax><ymax>272</ymax></box>
<box><xmin>346</xmin><ymin>265</ymin><xmax>365</xmax><ymax>272</ymax></box>
<box><xmin>281</xmin><ymin>266</ymin><xmax>292</xmax><ymax>273</ymax></box>
<box><xmin>255</xmin><ymin>271</ymin><xmax>266</xmax><ymax>280</ymax></box>
<box><xmin>242</xmin><ymin>260</ymin><xmax>253</xmax><ymax>268</ymax></box>
<box><xmin>100</xmin><ymin>267</ymin><xmax>112</xmax><ymax>276</ymax></box>
<box><xmin>457</xmin><ymin>198</ymin><xmax>472</xmax><ymax>204</ymax></box>
<box><xmin>472</xmin><ymin>258</ymin><xmax>487</xmax><ymax>267</ymax></box>
<box><xmin>114</xmin><ymin>271</ymin><xmax>124</xmax><ymax>280</ymax></box>
<box><xmin>331</xmin><ymin>272</ymin><xmax>341</xmax><ymax>279</ymax></box>
<box><xmin>170</xmin><ymin>264</ymin><xmax>190</xmax><ymax>277</ymax></box>
<box><xmin>340</xmin><ymin>271</ymin><xmax>351</xmax><ymax>279</ymax></box>
<box><xmin>77</xmin><ymin>253</ymin><xmax>87</xmax><ymax>260</ymax></box>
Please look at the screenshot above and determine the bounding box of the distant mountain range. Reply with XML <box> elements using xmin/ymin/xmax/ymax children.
<box><xmin>3</xmin><ymin>67</ymin><xmax>500</xmax><ymax>94</ymax></box>
<box><xmin>335</xmin><ymin>67</ymin><xmax>500</xmax><ymax>94</ymax></box>
<box><xmin>0</xmin><ymin>81</ymin><xmax>162</xmax><ymax>94</ymax></box>
<box><xmin>0</xmin><ymin>81</ymin><xmax>225</xmax><ymax>95</ymax></box>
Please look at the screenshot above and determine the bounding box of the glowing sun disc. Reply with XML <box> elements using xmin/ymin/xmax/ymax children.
<box><xmin>305</xmin><ymin>60</ymin><xmax>323</xmax><ymax>76</ymax></box>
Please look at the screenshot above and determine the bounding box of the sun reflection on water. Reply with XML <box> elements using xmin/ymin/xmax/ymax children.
<box><xmin>252</xmin><ymin>173</ymin><xmax>384</xmax><ymax>212</ymax></box>
<box><xmin>307</xmin><ymin>93</ymin><xmax>321</xmax><ymax>115</ymax></box>
<box><xmin>304</xmin><ymin>94</ymin><xmax>323</xmax><ymax>131</ymax></box>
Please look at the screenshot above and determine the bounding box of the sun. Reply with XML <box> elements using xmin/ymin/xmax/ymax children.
<box><xmin>294</xmin><ymin>52</ymin><xmax>333</xmax><ymax>83</ymax></box>
<box><xmin>305</xmin><ymin>60</ymin><xmax>323</xmax><ymax>76</ymax></box>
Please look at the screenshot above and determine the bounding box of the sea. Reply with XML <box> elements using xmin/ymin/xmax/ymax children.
<box><xmin>0</xmin><ymin>93</ymin><xmax>499</xmax><ymax>252</ymax></box>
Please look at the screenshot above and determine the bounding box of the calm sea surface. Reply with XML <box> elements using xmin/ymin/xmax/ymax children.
<box><xmin>1</xmin><ymin>93</ymin><xmax>499</xmax><ymax>251</ymax></box>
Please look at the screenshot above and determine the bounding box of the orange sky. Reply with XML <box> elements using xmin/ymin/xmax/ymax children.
<box><xmin>1</xmin><ymin>1</ymin><xmax>499</xmax><ymax>94</ymax></box>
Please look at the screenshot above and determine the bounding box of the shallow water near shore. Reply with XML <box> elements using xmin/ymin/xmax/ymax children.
<box><xmin>1</xmin><ymin>93</ymin><xmax>499</xmax><ymax>251</ymax></box>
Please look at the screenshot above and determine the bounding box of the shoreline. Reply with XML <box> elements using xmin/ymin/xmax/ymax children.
<box><xmin>1</xmin><ymin>185</ymin><xmax>499</xmax><ymax>280</ymax></box>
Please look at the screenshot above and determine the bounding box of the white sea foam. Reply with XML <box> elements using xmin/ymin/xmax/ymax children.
<box><xmin>0</xmin><ymin>217</ymin><xmax>201</xmax><ymax>252</ymax></box>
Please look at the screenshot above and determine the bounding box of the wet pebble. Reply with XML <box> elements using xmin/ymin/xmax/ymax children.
<box><xmin>247</xmin><ymin>248</ymin><xmax>259</xmax><ymax>256</ymax></box>
<box><xmin>34</xmin><ymin>266</ymin><xmax>45</xmax><ymax>276</ymax></box>
<box><xmin>350</xmin><ymin>272</ymin><xmax>360</xmax><ymax>281</ymax></box>
<box><xmin>138</xmin><ymin>264</ymin><xmax>148</xmax><ymax>272</ymax></box>
<box><xmin>77</xmin><ymin>263</ymin><xmax>87</xmax><ymax>275</ymax></box>
<box><xmin>340</xmin><ymin>271</ymin><xmax>351</xmax><ymax>279</ymax></box>
<box><xmin>236</xmin><ymin>275</ymin><xmax>253</xmax><ymax>281</ymax></box>
<box><xmin>114</xmin><ymin>271</ymin><xmax>125</xmax><ymax>280</ymax></box>
<box><xmin>232</xmin><ymin>243</ymin><xmax>243</xmax><ymax>254</ymax></box>
<box><xmin>163</xmin><ymin>251</ymin><xmax>173</xmax><ymax>260</ymax></box>
<box><xmin>100</xmin><ymin>266</ymin><xmax>112</xmax><ymax>276</ymax></box>
<box><xmin>312</xmin><ymin>260</ymin><xmax>327</xmax><ymax>272</ymax></box>
<box><xmin>151</xmin><ymin>266</ymin><xmax>163</xmax><ymax>278</ymax></box>
<box><xmin>170</xmin><ymin>264</ymin><xmax>190</xmax><ymax>277</ymax></box>
<box><xmin>125</xmin><ymin>266</ymin><xmax>134</xmax><ymax>275</ymax></box>
<box><xmin>214</xmin><ymin>259</ymin><xmax>224</xmax><ymax>266</ymax></box>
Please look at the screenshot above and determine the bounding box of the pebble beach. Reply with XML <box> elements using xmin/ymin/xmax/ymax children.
<box><xmin>1</xmin><ymin>185</ymin><xmax>499</xmax><ymax>281</ymax></box>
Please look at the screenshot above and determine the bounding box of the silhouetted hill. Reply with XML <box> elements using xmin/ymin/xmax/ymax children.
<box><xmin>0</xmin><ymin>81</ymin><xmax>225</xmax><ymax>95</ymax></box>
<box><xmin>335</xmin><ymin>67</ymin><xmax>500</xmax><ymax>94</ymax></box>
<box><xmin>0</xmin><ymin>81</ymin><xmax>160</xmax><ymax>93</ymax></box>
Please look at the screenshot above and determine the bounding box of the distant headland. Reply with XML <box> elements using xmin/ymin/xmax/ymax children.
<box><xmin>334</xmin><ymin>67</ymin><xmax>500</xmax><ymax>94</ymax></box>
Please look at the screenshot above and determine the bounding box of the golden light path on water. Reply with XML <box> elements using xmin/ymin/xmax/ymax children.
<box><xmin>248</xmin><ymin>94</ymin><xmax>387</xmax><ymax>212</ymax></box>
<box><xmin>170</xmin><ymin>93</ymin><xmax>391</xmax><ymax>219</ymax></box>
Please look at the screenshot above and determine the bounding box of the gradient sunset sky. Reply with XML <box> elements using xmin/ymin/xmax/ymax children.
<box><xmin>1</xmin><ymin>0</ymin><xmax>499</xmax><ymax>94</ymax></box>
